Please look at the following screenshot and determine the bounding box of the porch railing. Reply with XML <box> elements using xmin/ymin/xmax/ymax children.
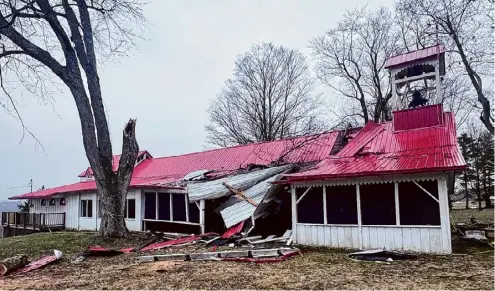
<box><xmin>1</xmin><ymin>212</ymin><xmax>65</xmax><ymax>230</ymax></box>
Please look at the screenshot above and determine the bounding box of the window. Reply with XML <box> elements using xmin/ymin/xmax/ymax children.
<box><xmin>326</xmin><ymin>185</ymin><xmax>358</xmax><ymax>224</ymax></box>
<box><xmin>189</xmin><ymin>201</ymin><xmax>200</xmax><ymax>223</ymax></box>
<box><xmin>81</xmin><ymin>199</ymin><xmax>93</xmax><ymax>218</ymax></box>
<box><xmin>158</xmin><ymin>193</ymin><xmax>170</xmax><ymax>220</ymax></box>
<box><xmin>399</xmin><ymin>180</ymin><xmax>440</xmax><ymax>226</ymax></box>
<box><xmin>296</xmin><ymin>187</ymin><xmax>324</xmax><ymax>224</ymax></box>
<box><xmin>360</xmin><ymin>183</ymin><xmax>396</xmax><ymax>225</ymax></box>
<box><xmin>125</xmin><ymin>199</ymin><xmax>136</xmax><ymax>219</ymax></box>
<box><xmin>60</xmin><ymin>198</ymin><xmax>66</xmax><ymax>206</ymax></box>
<box><xmin>40</xmin><ymin>199</ymin><xmax>46</xmax><ymax>206</ymax></box>
<box><xmin>49</xmin><ymin>198</ymin><xmax>56</xmax><ymax>206</ymax></box>
<box><xmin>144</xmin><ymin>192</ymin><xmax>157</xmax><ymax>219</ymax></box>
<box><xmin>172</xmin><ymin>193</ymin><xmax>187</xmax><ymax>221</ymax></box>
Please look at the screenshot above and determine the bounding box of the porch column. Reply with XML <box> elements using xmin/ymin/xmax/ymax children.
<box><xmin>437</xmin><ymin>176</ymin><xmax>452</xmax><ymax>253</ymax></box>
<box><xmin>199</xmin><ymin>200</ymin><xmax>205</xmax><ymax>234</ymax></box>
<box><xmin>291</xmin><ymin>185</ymin><xmax>297</xmax><ymax>243</ymax></box>
<box><xmin>356</xmin><ymin>184</ymin><xmax>362</xmax><ymax>249</ymax></box>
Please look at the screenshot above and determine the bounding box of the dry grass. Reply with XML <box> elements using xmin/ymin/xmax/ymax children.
<box><xmin>450</xmin><ymin>208</ymin><xmax>494</xmax><ymax>225</ymax></box>
<box><xmin>0</xmin><ymin>231</ymin><xmax>493</xmax><ymax>290</ymax></box>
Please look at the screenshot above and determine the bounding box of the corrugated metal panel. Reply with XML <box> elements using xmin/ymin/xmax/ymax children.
<box><xmin>393</xmin><ymin>104</ymin><xmax>444</xmax><ymax>131</ymax></box>
<box><xmin>284</xmin><ymin>109</ymin><xmax>466</xmax><ymax>181</ymax></box>
<box><xmin>77</xmin><ymin>150</ymin><xmax>151</xmax><ymax>177</ymax></box>
<box><xmin>337</xmin><ymin>122</ymin><xmax>384</xmax><ymax>157</ymax></box>
<box><xmin>219</xmin><ymin>173</ymin><xmax>284</xmax><ymax>228</ymax></box>
<box><xmin>384</xmin><ymin>44</ymin><xmax>445</xmax><ymax>69</ymax></box>
<box><xmin>187</xmin><ymin>165</ymin><xmax>291</xmax><ymax>202</ymax></box>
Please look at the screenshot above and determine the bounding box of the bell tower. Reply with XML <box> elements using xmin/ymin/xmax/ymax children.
<box><xmin>385</xmin><ymin>44</ymin><xmax>445</xmax><ymax>111</ymax></box>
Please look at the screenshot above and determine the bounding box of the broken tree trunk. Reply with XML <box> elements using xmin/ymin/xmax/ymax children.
<box><xmin>222</xmin><ymin>182</ymin><xmax>258</xmax><ymax>207</ymax></box>
<box><xmin>98</xmin><ymin>119</ymin><xmax>139</xmax><ymax>238</ymax></box>
<box><xmin>0</xmin><ymin>255</ymin><xmax>29</xmax><ymax>276</ymax></box>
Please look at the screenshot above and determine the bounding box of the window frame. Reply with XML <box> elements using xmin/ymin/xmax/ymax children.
<box><xmin>143</xmin><ymin>191</ymin><xmax>197</xmax><ymax>224</ymax></box>
<box><xmin>59</xmin><ymin>198</ymin><xmax>66</xmax><ymax>206</ymax></box>
<box><xmin>40</xmin><ymin>199</ymin><xmax>47</xmax><ymax>206</ymax></box>
<box><xmin>80</xmin><ymin>199</ymin><xmax>93</xmax><ymax>218</ymax></box>
<box><xmin>124</xmin><ymin>198</ymin><xmax>136</xmax><ymax>220</ymax></box>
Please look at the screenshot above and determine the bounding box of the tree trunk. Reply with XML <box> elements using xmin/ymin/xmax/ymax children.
<box><xmin>0</xmin><ymin>255</ymin><xmax>29</xmax><ymax>276</ymax></box>
<box><xmin>465</xmin><ymin>174</ymin><xmax>469</xmax><ymax>209</ymax></box>
<box><xmin>98</xmin><ymin>119</ymin><xmax>139</xmax><ymax>237</ymax></box>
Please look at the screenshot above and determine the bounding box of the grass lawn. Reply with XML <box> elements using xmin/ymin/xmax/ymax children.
<box><xmin>0</xmin><ymin>229</ymin><xmax>493</xmax><ymax>290</ymax></box>
<box><xmin>450</xmin><ymin>208</ymin><xmax>494</xmax><ymax>225</ymax></box>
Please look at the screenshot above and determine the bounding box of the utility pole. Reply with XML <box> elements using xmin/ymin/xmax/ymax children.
<box><xmin>30</xmin><ymin>179</ymin><xmax>32</xmax><ymax>193</ymax></box>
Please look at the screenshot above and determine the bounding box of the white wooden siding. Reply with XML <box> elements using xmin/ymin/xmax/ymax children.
<box><xmin>291</xmin><ymin>172</ymin><xmax>452</xmax><ymax>254</ymax></box>
<box><xmin>65</xmin><ymin>195</ymin><xmax>79</xmax><ymax>229</ymax></box>
<box><xmin>29</xmin><ymin>196</ymin><xmax>66</xmax><ymax>226</ymax></box>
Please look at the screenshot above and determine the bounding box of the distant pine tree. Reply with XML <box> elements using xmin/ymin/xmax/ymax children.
<box><xmin>458</xmin><ymin>133</ymin><xmax>476</xmax><ymax>209</ymax></box>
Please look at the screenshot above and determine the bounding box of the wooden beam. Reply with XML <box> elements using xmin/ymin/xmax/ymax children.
<box><xmin>394</xmin><ymin>182</ymin><xmax>400</xmax><ymax>225</ymax></box>
<box><xmin>394</xmin><ymin>71</ymin><xmax>436</xmax><ymax>85</ymax></box>
<box><xmin>322</xmin><ymin>186</ymin><xmax>327</xmax><ymax>224</ymax></box>
<box><xmin>199</xmin><ymin>200</ymin><xmax>205</xmax><ymax>234</ymax></box>
<box><xmin>222</xmin><ymin>182</ymin><xmax>258</xmax><ymax>207</ymax></box>
<box><xmin>291</xmin><ymin>185</ymin><xmax>297</xmax><ymax>243</ymax></box>
<box><xmin>296</xmin><ymin>186</ymin><xmax>312</xmax><ymax>205</ymax></box>
<box><xmin>356</xmin><ymin>184</ymin><xmax>362</xmax><ymax>250</ymax></box>
<box><xmin>413</xmin><ymin>181</ymin><xmax>439</xmax><ymax>203</ymax></box>
<box><xmin>185</xmin><ymin>195</ymin><xmax>189</xmax><ymax>223</ymax></box>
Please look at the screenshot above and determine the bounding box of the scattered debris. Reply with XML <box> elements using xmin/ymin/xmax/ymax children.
<box><xmin>348</xmin><ymin>249</ymin><xmax>417</xmax><ymax>263</ymax></box>
<box><xmin>72</xmin><ymin>246</ymin><xmax>123</xmax><ymax>263</ymax></box>
<box><xmin>140</xmin><ymin>233</ymin><xmax>218</xmax><ymax>252</ymax></box>
<box><xmin>464</xmin><ymin>230</ymin><xmax>488</xmax><ymax>241</ymax></box>
<box><xmin>134</xmin><ymin>247</ymin><xmax>300</xmax><ymax>263</ymax></box>
<box><xmin>19</xmin><ymin>250</ymin><xmax>63</xmax><ymax>273</ymax></box>
<box><xmin>0</xmin><ymin>255</ymin><xmax>29</xmax><ymax>276</ymax></box>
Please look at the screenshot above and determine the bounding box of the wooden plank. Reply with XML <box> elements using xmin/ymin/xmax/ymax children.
<box><xmin>369</xmin><ymin>228</ymin><xmax>379</xmax><ymax>249</ymax></box>
<box><xmin>297</xmin><ymin>224</ymin><xmax>304</xmax><ymax>245</ymax></box>
<box><xmin>351</xmin><ymin>227</ymin><xmax>359</xmax><ymax>249</ymax></box>
<box><xmin>322</xmin><ymin>187</ymin><xmax>327</xmax><ymax>224</ymax></box>
<box><xmin>291</xmin><ymin>186</ymin><xmax>297</xmax><ymax>243</ymax></box>
<box><xmin>199</xmin><ymin>200</ymin><xmax>205</xmax><ymax>234</ymax></box>
<box><xmin>437</xmin><ymin>177</ymin><xmax>452</xmax><ymax>254</ymax></box>
<box><xmin>410</xmin><ymin>228</ymin><xmax>422</xmax><ymax>252</ymax></box>
<box><xmin>295</xmin><ymin>186</ymin><xmax>312</xmax><ymax>205</ymax></box>
<box><xmin>429</xmin><ymin>228</ymin><xmax>441</xmax><ymax>253</ymax></box>
<box><xmin>305</xmin><ymin>224</ymin><xmax>312</xmax><ymax>245</ymax></box>
<box><xmin>344</xmin><ymin>227</ymin><xmax>353</xmax><ymax>248</ymax></box>
<box><xmin>251</xmin><ymin>249</ymin><xmax>280</xmax><ymax>258</ymax></box>
<box><xmin>394</xmin><ymin>182</ymin><xmax>400</xmax><ymax>225</ymax></box>
<box><xmin>222</xmin><ymin>182</ymin><xmax>258</xmax><ymax>207</ymax></box>
<box><xmin>317</xmin><ymin>225</ymin><xmax>325</xmax><ymax>245</ymax></box>
<box><xmin>217</xmin><ymin>250</ymin><xmax>249</xmax><ymax>258</ymax></box>
<box><xmin>393</xmin><ymin>228</ymin><xmax>403</xmax><ymax>250</ymax></box>
<box><xmin>361</xmin><ymin>227</ymin><xmax>370</xmax><ymax>249</ymax></box>
<box><xmin>337</xmin><ymin>227</ymin><xmax>345</xmax><ymax>248</ymax></box>
<box><xmin>356</xmin><ymin>185</ymin><xmax>362</xmax><ymax>249</ymax></box>
<box><xmin>189</xmin><ymin>252</ymin><xmax>220</xmax><ymax>261</ymax></box>
<box><xmin>402</xmin><ymin>227</ymin><xmax>412</xmax><ymax>251</ymax></box>
<box><xmin>324</xmin><ymin>226</ymin><xmax>331</xmax><ymax>246</ymax></box>
<box><xmin>420</xmin><ymin>228</ymin><xmax>431</xmax><ymax>253</ymax></box>
<box><xmin>330</xmin><ymin>226</ymin><xmax>338</xmax><ymax>247</ymax></box>
<box><xmin>413</xmin><ymin>181</ymin><xmax>439</xmax><ymax>203</ymax></box>
<box><xmin>311</xmin><ymin>225</ymin><xmax>318</xmax><ymax>245</ymax></box>
<box><xmin>386</xmin><ymin>228</ymin><xmax>395</xmax><ymax>250</ymax></box>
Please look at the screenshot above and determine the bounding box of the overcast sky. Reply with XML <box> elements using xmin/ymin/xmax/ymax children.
<box><xmin>0</xmin><ymin>0</ymin><xmax>394</xmax><ymax>200</ymax></box>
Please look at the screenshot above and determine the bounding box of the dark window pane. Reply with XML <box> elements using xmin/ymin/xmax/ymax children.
<box><xmin>189</xmin><ymin>201</ymin><xmax>199</xmax><ymax>223</ymax></box>
<box><xmin>326</xmin><ymin>185</ymin><xmax>357</xmax><ymax>224</ymax></box>
<box><xmin>81</xmin><ymin>200</ymin><xmax>87</xmax><ymax>217</ymax></box>
<box><xmin>87</xmin><ymin>200</ymin><xmax>93</xmax><ymax>218</ymax></box>
<box><xmin>127</xmin><ymin>199</ymin><xmax>136</xmax><ymax>219</ymax></box>
<box><xmin>296</xmin><ymin>187</ymin><xmax>324</xmax><ymax>224</ymax></box>
<box><xmin>144</xmin><ymin>192</ymin><xmax>156</xmax><ymax>219</ymax></box>
<box><xmin>41</xmin><ymin>199</ymin><xmax>46</xmax><ymax>206</ymax></box>
<box><xmin>172</xmin><ymin>193</ymin><xmax>187</xmax><ymax>221</ymax></box>
<box><xmin>158</xmin><ymin>193</ymin><xmax>170</xmax><ymax>220</ymax></box>
<box><xmin>49</xmin><ymin>198</ymin><xmax>56</xmax><ymax>206</ymax></box>
<box><xmin>360</xmin><ymin>183</ymin><xmax>396</xmax><ymax>225</ymax></box>
<box><xmin>60</xmin><ymin>198</ymin><xmax>66</xmax><ymax>206</ymax></box>
<box><xmin>399</xmin><ymin>181</ymin><xmax>440</xmax><ymax>225</ymax></box>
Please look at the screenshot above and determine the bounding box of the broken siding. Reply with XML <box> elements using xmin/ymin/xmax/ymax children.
<box><xmin>220</xmin><ymin>173</ymin><xmax>284</xmax><ymax>228</ymax></box>
<box><xmin>187</xmin><ymin>165</ymin><xmax>292</xmax><ymax>202</ymax></box>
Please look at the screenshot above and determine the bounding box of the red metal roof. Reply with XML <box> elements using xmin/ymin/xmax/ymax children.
<box><xmin>384</xmin><ymin>44</ymin><xmax>445</xmax><ymax>69</ymax></box>
<box><xmin>283</xmin><ymin>107</ymin><xmax>466</xmax><ymax>182</ymax></box>
<box><xmin>393</xmin><ymin>104</ymin><xmax>444</xmax><ymax>131</ymax></box>
<box><xmin>77</xmin><ymin>150</ymin><xmax>151</xmax><ymax>177</ymax></box>
<box><xmin>11</xmin><ymin>132</ymin><xmax>338</xmax><ymax>199</ymax></box>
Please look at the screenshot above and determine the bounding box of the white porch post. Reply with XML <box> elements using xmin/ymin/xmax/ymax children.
<box><xmin>155</xmin><ymin>192</ymin><xmax>159</xmax><ymax>220</ymax></box>
<box><xmin>437</xmin><ymin>176</ymin><xmax>452</xmax><ymax>254</ymax></box>
<box><xmin>322</xmin><ymin>186</ymin><xmax>327</xmax><ymax>224</ymax></box>
<box><xmin>291</xmin><ymin>185</ymin><xmax>297</xmax><ymax>243</ymax></box>
<box><xmin>356</xmin><ymin>184</ymin><xmax>362</xmax><ymax>249</ymax></box>
<box><xmin>394</xmin><ymin>182</ymin><xmax>401</xmax><ymax>225</ymax></box>
<box><xmin>199</xmin><ymin>199</ymin><xmax>205</xmax><ymax>234</ymax></box>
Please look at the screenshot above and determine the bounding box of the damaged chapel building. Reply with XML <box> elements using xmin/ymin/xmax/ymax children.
<box><xmin>4</xmin><ymin>45</ymin><xmax>466</xmax><ymax>254</ymax></box>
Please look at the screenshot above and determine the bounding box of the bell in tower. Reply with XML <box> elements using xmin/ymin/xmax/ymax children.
<box><xmin>384</xmin><ymin>44</ymin><xmax>446</xmax><ymax>111</ymax></box>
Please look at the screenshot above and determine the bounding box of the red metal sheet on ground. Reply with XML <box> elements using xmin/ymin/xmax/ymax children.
<box><xmin>20</xmin><ymin>256</ymin><xmax>58</xmax><ymax>273</ymax></box>
<box><xmin>140</xmin><ymin>233</ymin><xmax>218</xmax><ymax>252</ymax></box>
<box><xmin>221</xmin><ymin>221</ymin><xmax>245</xmax><ymax>239</ymax></box>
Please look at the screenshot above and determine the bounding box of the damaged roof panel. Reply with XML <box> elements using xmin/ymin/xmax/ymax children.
<box><xmin>187</xmin><ymin>165</ymin><xmax>292</xmax><ymax>202</ymax></box>
<box><xmin>220</xmin><ymin>172</ymin><xmax>286</xmax><ymax>229</ymax></box>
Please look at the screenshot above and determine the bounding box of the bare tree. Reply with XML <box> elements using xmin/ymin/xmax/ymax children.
<box><xmin>206</xmin><ymin>42</ymin><xmax>324</xmax><ymax>147</ymax></box>
<box><xmin>310</xmin><ymin>7</ymin><xmax>399</xmax><ymax>125</ymax></box>
<box><xmin>396</xmin><ymin>0</ymin><xmax>495</xmax><ymax>134</ymax></box>
<box><xmin>0</xmin><ymin>0</ymin><xmax>144</xmax><ymax>237</ymax></box>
